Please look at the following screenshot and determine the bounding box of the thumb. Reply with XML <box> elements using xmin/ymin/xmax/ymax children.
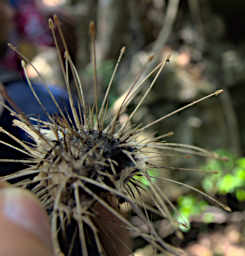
<box><xmin>0</xmin><ymin>184</ymin><xmax>53</xmax><ymax>256</ymax></box>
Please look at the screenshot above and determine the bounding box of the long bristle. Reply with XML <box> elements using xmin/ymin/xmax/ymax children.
<box><xmin>98</xmin><ymin>46</ymin><xmax>126</xmax><ymax>127</ymax></box>
<box><xmin>118</xmin><ymin>55</ymin><xmax>170</xmax><ymax>136</ymax></box>
<box><xmin>89</xmin><ymin>21</ymin><xmax>100</xmax><ymax>130</ymax></box>
<box><xmin>139</xmin><ymin>89</ymin><xmax>224</xmax><ymax>132</ymax></box>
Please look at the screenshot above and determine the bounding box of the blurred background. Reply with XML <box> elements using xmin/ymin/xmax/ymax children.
<box><xmin>2</xmin><ymin>0</ymin><xmax>245</xmax><ymax>255</ymax></box>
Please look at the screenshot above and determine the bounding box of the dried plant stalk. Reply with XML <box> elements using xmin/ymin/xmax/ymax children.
<box><xmin>0</xmin><ymin>16</ymin><xmax>229</xmax><ymax>256</ymax></box>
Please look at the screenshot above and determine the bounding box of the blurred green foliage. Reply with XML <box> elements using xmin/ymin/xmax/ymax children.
<box><xmin>202</xmin><ymin>150</ymin><xmax>245</xmax><ymax>199</ymax></box>
<box><xmin>177</xmin><ymin>195</ymin><xmax>208</xmax><ymax>231</ymax></box>
<box><xmin>177</xmin><ymin>150</ymin><xmax>245</xmax><ymax>230</ymax></box>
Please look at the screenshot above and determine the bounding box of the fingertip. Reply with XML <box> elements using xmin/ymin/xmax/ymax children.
<box><xmin>0</xmin><ymin>180</ymin><xmax>11</xmax><ymax>189</ymax></box>
<box><xmin>0</xmin><ymin>187</ymin><xmax>53</xmax><ymax>255</ymax></box>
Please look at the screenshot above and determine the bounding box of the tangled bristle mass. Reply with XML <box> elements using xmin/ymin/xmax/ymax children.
<box><xmin>0</xmin><ymin>16</ymin><xmax>229</xmax><ymax>256</ymax></box>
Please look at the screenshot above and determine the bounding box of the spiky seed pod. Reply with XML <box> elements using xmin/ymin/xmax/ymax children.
<box><xmin>0</xmin><ymin>16</ymin><xmax>230</xmax><ymax>256</ymax></box>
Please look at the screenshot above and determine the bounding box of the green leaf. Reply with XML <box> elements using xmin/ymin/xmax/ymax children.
<box><xmin>217</xmin><ymin>174</ymin><xmax>242</xmax><ymax>194</ymax></box>
<box><xmin>202</xmin><ymin>174</ymin><xmax>219</xmax><ymax>193</ymax></box>
<box><xmin>236</xmin><ymin>189</ymin><xmax>245</xmax><ymax>201</ymax></box>
<box><xmin>178</xmin><ymin>196</ymin><xmax>208</xmax><ymax>218</ymax></box>
<box><xmin>236</xmin><ymin>158</ymin><xmax>245</xmax><ymax>169</ymax></box>
<box><xmin>234</xmin><ymin>168</ymin><xmax>245</xmax><ymax>182</ymax></box>
<box><xmin>177</xmin><ymin>215</ymin><xmax>190</xmax><ymax>232</ymax></box>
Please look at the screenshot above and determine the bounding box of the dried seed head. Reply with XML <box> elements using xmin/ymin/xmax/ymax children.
<box><xmin>0</xmin><ymin>16</ymin><xmax>229</xmax><ymax>256</ymax></box>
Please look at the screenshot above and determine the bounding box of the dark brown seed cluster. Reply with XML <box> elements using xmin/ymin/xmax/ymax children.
<box><xmin>0</xmin><ymin>16</ymin><xmax>229</xmax><ymax>256</ymax></box>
